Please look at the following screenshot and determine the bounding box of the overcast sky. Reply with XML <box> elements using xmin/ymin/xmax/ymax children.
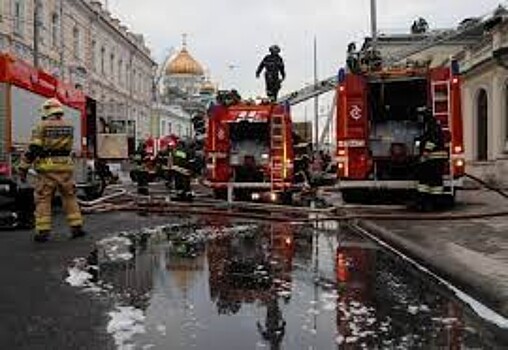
<box><xmin>107</xmin><ymin>0</ymin><xmax>504</xmax><ymax>123</ymax></box>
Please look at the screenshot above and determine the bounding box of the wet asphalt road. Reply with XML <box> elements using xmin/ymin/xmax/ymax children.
<box><xmin>1</xmin><ymin>211</ymin><xmax>507</xmax><ymax>349</ymax></box>
<box><xmin>0</xmin><ymin>212</ymin><xmax>176</xmax><ymax>350</ymax></box>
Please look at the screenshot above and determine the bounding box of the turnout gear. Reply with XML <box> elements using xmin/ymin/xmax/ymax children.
<box><xmin>18</xmin><ymin>99</ymin><xmax>83</xmax><ymax>238</ymax></box>
<box><xmin>171</xmin><ymin>142</ymin><xmax>192</xmax><ymax>200</ymax></box>
<box><xmin>131</xmin><ymin>142</ymin><xmax>150</xmax><ymax>195</ymax></box>
<box><xmin>416</xmin><ymin>111</ymin><xmax>447</xmax><ymax>210</ymax></box>
<box><xmin>155</xmin><ymin>148</ymin><xmax>172</xmax><ymax>186</ymax></box>
<box><xmin>256</xmin><ymin>47</ymin><xmax>286</xmax><ymax>101</ymax></box>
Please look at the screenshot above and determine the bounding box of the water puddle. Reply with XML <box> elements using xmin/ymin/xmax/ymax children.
<box><xmin>67</xmin><ymin>218</ymin><xmax>506</xmax><ymax>349</ymax></box>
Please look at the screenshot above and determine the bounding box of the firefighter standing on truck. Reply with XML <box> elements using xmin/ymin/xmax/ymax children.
<box><xmin>18</xmin><ymin>98</ymin><xmax>85</xmax><ymax>242</ymax></box>
<box><xmin>256</xmin><ymin>45</ymin><xmax>286</xmax><ymax>101</ymax></box>
<box><xmin>171</xmin><ymin>140</ymin><xmax>193</xmax><ymax>201</ymax></box>
<box><xmin>416</xmin><ymin>109</ymin><xmax>447</xmax><ymax>211</ymax></box>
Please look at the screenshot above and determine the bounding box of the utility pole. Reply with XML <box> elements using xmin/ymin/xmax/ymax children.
<box><xmin>313</xmin><ymin>36</ymin><xmax>319</xmax><ymax>151</ymax></box>
<box><xmin>370</xmin><ymin>0</ymin><xmax>378</xmax><ymax>51</ymax></box>
<box><xmin>33</xmin><ymin>0</ymin><xmax>41</xmax><ymax>68</ymax></box>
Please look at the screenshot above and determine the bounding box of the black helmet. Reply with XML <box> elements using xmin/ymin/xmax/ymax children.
<box><xmin>269</xmin><ymin>45</ymin><xmax>281</xmax><ymax>54</ymax></box>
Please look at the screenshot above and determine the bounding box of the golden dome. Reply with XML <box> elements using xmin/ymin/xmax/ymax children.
<box><xmin>200</xmin><ymin>79</ymin><xmax>216</xmax><ymax>94</ymax></box>
<box><xmin>166</xmin><ymin>47</ymin><xmax>204</xmax><ymax>76</ymax></box>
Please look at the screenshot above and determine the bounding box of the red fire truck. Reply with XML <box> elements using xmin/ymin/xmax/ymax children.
<box><xmin>0</xmin><ymin>53</ymin><xmax>105</xmax><ymax>198</ymax></box>
<box><xmin>205</xmin><ymin>99</ymin><xmax>294</xmax><ymax>202</ymax></box>
<box><xmin>335</xmin><ymin>62</ymin><xmax>465</xmax><ymax>204</ymax></box>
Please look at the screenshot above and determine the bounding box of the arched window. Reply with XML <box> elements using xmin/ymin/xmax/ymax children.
<box><xmin>51</xmin><ymin>13</ymin><xmax>59</xmax><ymax>47</ymax></box>
<box><xmin>476</xmin><ymin>89</ymin><xmax>488</xmax><ymax>161</ymax></box>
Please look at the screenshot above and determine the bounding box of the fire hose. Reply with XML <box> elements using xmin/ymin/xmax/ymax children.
<box><xmin>79</xmin><ymin>172</ymin><xmax>508</xmax><ymax>223</ymax></box>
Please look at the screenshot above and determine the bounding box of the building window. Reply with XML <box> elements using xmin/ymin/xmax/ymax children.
<box><xmin>505</xmin><ymin>83</ymin><xmax>508</xmax><ymax>146</ymax></box>
<box><xmin>161</xmin><ymin>120</ymin><xmax>166</xmax><ymax>136</ymax></box>
<box><xmin>110</xmin><ymin>53</ymin><xmax>115</xmax><ymax>80</ymax></box>
<box><xmin>51</xmin><ymin>13</ymin><xmax>59</xmax><ymax>47</ymax></box>
<box><xmin>73</xmin><ymin>26</ymin><xmax>80</xmax><ymax>59</ymax></box>
<box><xmin>167</xmin><ymin>122</ymin><xmax>172</xmax><ymax>134</ymax></box>
<box><xmin>91</xmin><ymin>40</ymin><xmax>96</xmax><ymax>71</ymax></box>
<box><xmin>118</xmin><ymin>59</ymin><xmax>123</xmax><ymax>85</ymax></box>
<box><xmin>35</xmin><ymin>1</ymin><xmax>44</xmax><ymax>45</ymax></box>
<box><xmin>13</xmin><ymin>0</ymin><xmax>24</xmax><ymax>36</ymax></box>
<box><xmin>133</xmin><ymin>69</ymin><xmax>137</xmax><ymax>92</ymax></box>
<box><xmin>476</xmin><ymin>89</ymin><xmax>488</xmax><ymax>161</ymax></box>
<box><xmin>101</xmin><ymin>47</ymin><xmax>105</xmax><ymax>74</ymax></box>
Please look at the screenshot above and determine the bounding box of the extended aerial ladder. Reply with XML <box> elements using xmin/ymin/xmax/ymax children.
<box><xmin>277</xmin><ymin>8</ymin><xmax>495</xmax><ymax>142</ymax></box>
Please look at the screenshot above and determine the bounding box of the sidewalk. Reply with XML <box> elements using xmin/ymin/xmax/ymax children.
<box><xmin>346</xmin><ymin>189</ymin><xmax>508</xmax><ymax>319</ymax></box>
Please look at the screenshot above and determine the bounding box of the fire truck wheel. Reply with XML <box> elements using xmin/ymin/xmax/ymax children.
<box><xmin>213</xmin><ymin>189</ymin><xmax>227</xmax><ymax>200</ymax></box>
<box><xmin>280</xmin><ymin>191</ymin><xmax>293</xmax><ymax>205</ymax></box>
<box><xmin>340</xmin><ymin>189</ymin><xmax>365</xmax><ymax>204</ymax></box>
<box><xmin>439</xmin><ymin>192</ymin><xmax>456</xmax><ymax>209</ymax></box>
<box><xmin>129</xmin><ymin>170</ymin><xmax>139</xmax><ymax>183</ymax></box>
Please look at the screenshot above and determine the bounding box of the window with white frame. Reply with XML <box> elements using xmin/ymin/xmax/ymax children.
<box><xmin>91</xmin><ymin>40</ymin><xmax>96</xmax><ymax>71</ymax></box>
<box><xmin>36</xmin><ymin>1</ymin><xmax>44</xmax><ymax>45</ymax></box>
<box><xmin>118</xmin><ymin>59</ymin><xmax>123</xmax><ymax>86</ymax></box>
<box><xmin>72</xmin><ymin>26</ymin><xmax>80</xmax><ymax>59</ymax></box>
<box><xmin>13</xmin><ymin>0</ymin><xmax>25</xmax><ymax>36</ymax></box>
<box><xmin>101</xmin><ymin>47</ymin><xmax>105</xmax><ymax>74</ymax></box>
<box><xmin>110</xmin><ymin>53</ymin><xmax>115</xmax><ymax>80</ymax></box>
<box><xmin>51</xmin><ymin>13</ymin><xmax>59</xmax><ymax>47</ymax></box>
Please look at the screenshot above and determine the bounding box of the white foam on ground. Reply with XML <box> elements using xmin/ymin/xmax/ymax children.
<box><xmin>65</xmin><ymin>267</ymin><xmax>93</xmax><ymax>287</ymax></box>
<box><xmin>107</xmin><ymin>306</ymin><xmax>146</xmax><ymax>349</ymax></box>
<box><xmin>97</xmin><ymin>236</ymin><xmax>133</xmax><ymax>262</ymax></box>
<box><xmin>352</xmin><ymin>223</ymin><xmax>508</xmax><ymax>329</ymax></box>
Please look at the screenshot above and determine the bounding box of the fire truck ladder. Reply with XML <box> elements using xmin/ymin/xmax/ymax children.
<box><xmin>270</xmin><ymin>114</ymin><xmax>285</xmax><ymax>192</ymax></box>
<box><xmin>431</xmin><ymin>79</ymin><xmax>454</xmax><ymax>195</ymax></box>
<box><xmin>276</xmin><ymin>7</ymin><xmax>497</xmax><ymax>144</ymax></box>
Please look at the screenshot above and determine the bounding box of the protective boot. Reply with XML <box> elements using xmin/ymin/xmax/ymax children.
<box><xmin>34</xmin><ymin>230</ymin><xmax>51</xmax><ymax>243</ymax></box>
<box><xmin>71</xmin><ymin>226</ymin><xmax>87</xmax><ymax>239</ymax></box>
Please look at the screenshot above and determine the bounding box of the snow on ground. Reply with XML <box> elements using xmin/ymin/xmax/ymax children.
<box><xmin>107</xmin><ymin>306</ymin><xmax>146</xmax><ymax>349</ymax></box>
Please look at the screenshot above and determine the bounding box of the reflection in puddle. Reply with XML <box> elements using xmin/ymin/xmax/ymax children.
<box><xmin>72</xmin><ymin>219</ymin><xmax>504</xmax><ymax>349</ymax></box>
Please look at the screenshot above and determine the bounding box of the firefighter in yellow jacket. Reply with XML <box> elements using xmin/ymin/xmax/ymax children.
<box><xmin>18</xmin><ymin>98</ymin><xmax>85</xmax><ymax>242</ymax></box>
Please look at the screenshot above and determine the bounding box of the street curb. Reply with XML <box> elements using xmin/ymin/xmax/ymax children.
<box><xmin>354</xmin><ymin>219</ymin><xmax>508</xmax><ymax>320</ymax></box>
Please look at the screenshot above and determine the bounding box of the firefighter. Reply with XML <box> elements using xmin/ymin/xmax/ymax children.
<box><xmin>256</xmin><ymin>45</ymin><xmax>286</xmax><ymax>101</ymax></box>
<box><xmin>416</xmin><ymin>109</ymin><xmax>447</xmax><ymax>211</ymax></box>
<box><xmin>131</xmin><ymin>141</ymin><xmax>149</xmax><ymax>195</ymax></box>
<box><xmin>18</xmin><ymin>98</ymin><xmax>85</xmax><ymax>242</ymax></box>
<box><xmin>171</xmin><ymin>140</ymin><xmax>193</xmax><ymax>201</ymax></box>
<box><xmin>155</xmin><ymin>146</ymin><xmax>172</xmax><ymax>187</ymax></box>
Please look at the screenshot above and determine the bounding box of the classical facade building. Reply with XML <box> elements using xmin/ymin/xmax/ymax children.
<box><xmin>0</xmin><ymin>0</ymin><xmax>155</xmax><ymax>144</ymax></box>
<box><xmin>458</xmin><ymin>7</ymin><xmax>508</xmax><ymax>184</ymax></box>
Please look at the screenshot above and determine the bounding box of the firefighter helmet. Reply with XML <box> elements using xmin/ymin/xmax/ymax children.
<box><xmin>41</xmin><ymin>98</ymin><xmax>64</xmax><ymax>118</ymax></box>
<box><xmin>269</xmin><ymin>45</ymin><xmax>281</xmax><ymax>54</ymax></box>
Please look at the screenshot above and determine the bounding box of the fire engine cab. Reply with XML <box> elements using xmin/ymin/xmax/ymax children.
<box><xmin>336</xmin><ymin>60</ymin><xmax>465</xmax><ymax>203</ymax></box>
<box><xmin>205</xmin><ymin>97</ymin><xmax>294</xmax><ymax>202</ymax></box>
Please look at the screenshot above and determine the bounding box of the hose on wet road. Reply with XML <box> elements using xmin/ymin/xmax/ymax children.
<box><xmin>79</xmin><ymin>174</ymin><xmax>508</xmax><ymax>223</ymax></box>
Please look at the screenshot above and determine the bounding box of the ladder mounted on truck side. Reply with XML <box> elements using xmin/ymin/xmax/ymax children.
<box><xmin>270</xmin><ymin>114</ymin><xmax>285</xmax><ymax>192</ymax></box>
<box><xmin>431</xmin><ymin>78</ymin><xmax>455</xmax><ymax>195</ymax></box>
